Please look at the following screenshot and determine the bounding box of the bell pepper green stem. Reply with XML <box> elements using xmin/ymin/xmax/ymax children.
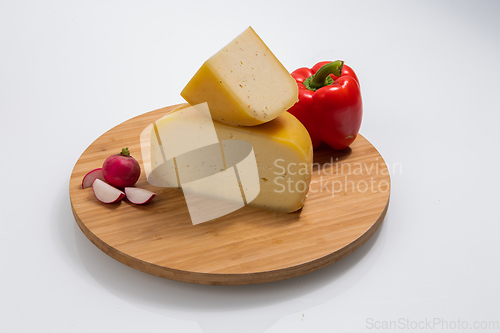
<box><xmin>120</xmin><ymin>147</ymin><xmax>131</xmax><ymax>156</ymax></box>
<box><xmin>308</xmin><ymin>60</ymin><xmax>344</xmax><ymax>90</ymax></box>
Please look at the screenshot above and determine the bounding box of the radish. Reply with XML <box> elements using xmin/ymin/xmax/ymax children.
<box><xmin>82</xmin><ymin>168</ymin><xmax>105</xmax><ymax>189</ymax></box>
<box><xmin>102</xmin><ymin>147</ymin><xmax>141</xmax><ymax>188</ymax></box>
<box><xmin>125</xmin><ymin>187</ymin><xmax>156</xmax><ymax>204</ymax></box>
<box><xmin>92</xmin><ymin>179</ymin><xmax>125</xmax><ymax>203</ymax></box>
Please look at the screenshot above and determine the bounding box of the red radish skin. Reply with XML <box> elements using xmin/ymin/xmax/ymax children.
<box><xmin>92</xmin><ymin>179</ymin><xmax>125</xmax><ymax>204</ymax></box>
<box><xmin>102</xmin><ymin>148</ymin><xmax>141</xmax><ymax>188</ymax></box>
<box><xmin>125</xmin><ymin>187</ymin><xmax>156</xmax><ymax>204</ymax></box>
<box><xmin>82</xmin><ymin>168</ymin><xmax>105</xmax><ymax>189</ymax></box>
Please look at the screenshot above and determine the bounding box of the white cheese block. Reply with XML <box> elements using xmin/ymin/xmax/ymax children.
<box><xmin>149</xmin><ymin>104</ymin><xmax>312</xmax><ymax>214</ymax></box>
<box><xmin>181</xmin><ymin>27</ymin><xmax>298</xmax><ymax>126</ymax></box>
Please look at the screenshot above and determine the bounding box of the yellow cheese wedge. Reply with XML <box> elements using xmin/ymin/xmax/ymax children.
<box><xmin>180</xmin><ymin>27</ymin><xmax>298</xmax><ymax>126</ymax></box>
<box><xmin>150</xmin><ymin>104</ymin><xmax>312</xmax><ymax>214</ymax></box>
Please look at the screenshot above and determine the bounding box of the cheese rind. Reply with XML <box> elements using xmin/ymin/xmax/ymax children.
<box><xmin>180</xmin><ymin>27</ymin><xmax>298</xmax><ymax>127</ymax></box>
<box><xmin>151</xmin><ymin>104</ymin><xmax>313</xmax><ymax>213</ymax></box>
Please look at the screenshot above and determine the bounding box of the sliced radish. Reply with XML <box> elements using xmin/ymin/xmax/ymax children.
<box><xmin>82</xmin><ymin>168</ymin><xmax>105</xmax><ymax>189</ymax></box>
<box><xmin>92</xmin><ymin>179</ymin><xmax>125</xmax><ymax>203</ymax></box>
<box><xmin>125</xmin><ymin>187</ymin><xmax>156</xmax><ymax>204</ymax></box>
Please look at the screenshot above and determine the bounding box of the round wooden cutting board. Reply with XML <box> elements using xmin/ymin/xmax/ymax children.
<box><xmin>70</xmin><ymin>105</ymin><xmax>391</xmax><ymax>285</ymax></box>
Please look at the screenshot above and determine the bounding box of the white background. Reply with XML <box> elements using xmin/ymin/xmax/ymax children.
<box><xmin>1</xmin><ymin>0</ymin><xmax>499</xmax><ymax>332</ymax></box>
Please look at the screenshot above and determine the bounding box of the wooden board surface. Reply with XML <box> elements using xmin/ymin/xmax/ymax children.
<box><xmin>69</xmin><ymin>105</ymin><xmax>391</xmax><ymax>285</ymax></box>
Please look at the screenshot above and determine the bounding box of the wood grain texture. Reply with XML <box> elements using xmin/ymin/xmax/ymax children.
<box><xmin>69</xmin><ymin>105</ymin><xmax>391</xmax><ymax>285</ymax></box>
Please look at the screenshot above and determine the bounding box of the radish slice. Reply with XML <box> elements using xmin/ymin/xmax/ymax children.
<box><xmin>92</xmin><ymin>179</ymin><xmax>125</xmax><ymax>203</ymax></box>
<box><xmin>82</xmin><ymin>168</ymin><xmax>105</xmax><ymax>189</ymax></box>
<box><xmin>125</xmin><ymin>187</ymin><xmax>156</xmax><ymax>204</ymax></box>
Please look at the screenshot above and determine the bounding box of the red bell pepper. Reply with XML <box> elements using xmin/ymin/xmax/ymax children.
<box><xmin>288</xmin><ymin>60</ymin><xmax>363</xmax><ymax>150</ymax></box>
